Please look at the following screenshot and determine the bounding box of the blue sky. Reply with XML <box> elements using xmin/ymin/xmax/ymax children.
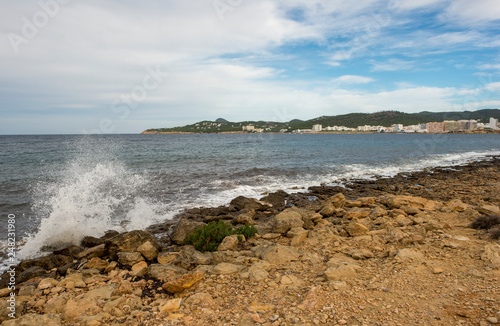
<box><xmin>1</xmin><ymin>0</ymin><xmax>500</xmax><ymax>134</ymax></box>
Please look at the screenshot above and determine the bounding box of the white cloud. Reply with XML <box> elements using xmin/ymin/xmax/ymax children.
<box><xmin>370</xmin><ymin>59</ymin><xmax>416</xmax><ymax>72</ymax></box>
<box><xmin>441</xmin><ymin>0</ymin><xmax>500</xmax><ymax>24</ymax></box>
<box><xmin>331</xmin><ymin>75</ymin><xmax>374</xmax><ymax>84</ymax></box>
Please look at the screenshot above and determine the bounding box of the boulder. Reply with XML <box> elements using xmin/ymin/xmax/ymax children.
<box><xmin>162</xmin><ymin>271</ymin><xmax>204</xmax><ymax>293</ymax></box>
<box><xmin>344</xmin><ymin>222</ymin><xmax>369</xmax><ymax>237</ymax></box>
<box><xmin>63</xmin><ymin>298</ymin><xmax>97</xmax><ymax>321</ymax></box>
<box><xmin>481</xmin><ymin>243</ymin><xmax>500</xmax><ymax>267</ymax></box>
<box><xmin>218</xmin><ymin>234</ymin><xmax>240</xmax><ymax>251</ymax></box>
<box><xmin>477</xmin><ymin>205</ymin><xmax>500</xmax><ymax>215</ymax></box>
<box><xmin>324</xmin><ymin>265</ymin><xmax>359</xmax><ymax>281</ymax></box>
<box><xmin>229</xmin><ymin>196</ymin><xmax>271</xmax><ymax>211</ymax></box>
<box><xmin>44</xmin><ymin>296</ymin><xmax>67</xmax><ymax>314</ymax></box>
<box><xmin>171</xmin><ymin>219</ymin><xmax>205</xmax><ymax>245</ymax></box>
<box><xmin>82</xmin><ymin>257</ymin><xmax>109</xmax><ymax>271</ymax></box>
<box><xmin>117</xmin><ymin>252</ymin><xmax>144</xmax><ymax>266</ymax></box>
<box><xmin>306</xmin><ymin>228</ymin><xmax>336</xmax><ymax>246</ymax></box>
<box><xmin>381</xmin><ymin>195</ymin><xmax>441</xmax><ymax>211</ymax></box>
<box><xmin>157</xmin><ymin>252</ymin><xmax>180</xmax><ymax>265</ymax></box>
<box><xmin>395</xmin><ymin>248</ymin><xmax>424</xmax><ymax>262</ymax></box>
<box><xmin>148</xmin><ymin>264</ymin><xmax>186</xmax><ymax>281</ymax></box>
<box><xmin>319</xmin><ymin>202</ymin><xmax>335</xmax><ymax>217</ymax></box>
<box><xmin>325</xmin><ymin>193</ymin><xmax>346</xmax><ymax>208</ymax></box>
<box><xmin>272</xmin><ymin>209</ymin><xmax>304</xmax><ymax>234</ymax></box>
<box><xmin>80</xmin><ymin>236</ymin><xmax>104</xmax><ymax>248</ymax></box>
<box><xmin>211</xmin><ymin>263</ymin><xmax>245</xmax><ymax>275</ymax></box>
<box><xmin>17</xmin><ymin>266</ymin><xmax>48</xmax><ymax>284</ymax></box>
<box><xmin>105</xmin><ymin>230</ymin><xmax>159</xmax><ymax>257</ymax></box>
<box><xmin>174</xmin><ymin>246</ymin><xmax>212</xmax><ymax>270</ymax></box>
<box><xmin>260</xmin><ymin>245</ymin><xmax>300</xmax><ymax>265</ymax></box>
<box><xmin>137</xmin><ymin>241</ymin><xmax>159</xmax><ymax>260</ymax></box>
<box><xmin>345</xmin><ymin>208</ymin><xmax>371</xmax><ymax>220</ymax></box>
<box><xmin>0</xmin><ymin>297</ymin><xmax>26</xmax><ymax>322</ymax></box>
<box><xmin>76</xmin><ymin>244</ymin><xmax>106</xmax><ymax>260</ymax></box>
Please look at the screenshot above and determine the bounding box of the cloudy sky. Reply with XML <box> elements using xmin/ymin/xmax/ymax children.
<box><xmin>1</xmin><ymin>0</ymin><xmax>500</xmax><ymax>134</ymax></box>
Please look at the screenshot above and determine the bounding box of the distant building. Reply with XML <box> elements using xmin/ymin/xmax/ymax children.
<box><xmin>490</xmin><ymin>117</ymin><xmax>499</xmax><ymax>129</ymax></box>
<box><xmin>459</xmin><ymin>120</ymin><xmax>478</xmax><ymax>131</ymax></box>
<box><xmin>242</xmin><ymin>125</ymin><xmax>255</xmax><ymax>131</ymax></box>
<box><xmin>312</xmin><ymin>124</ymin><xmax>322</xmax><ymax>132</ymax></box>
<box><xmin>391</xmin><ymin>124</ymin><xmax>403</xmax><ymax>132</ymax></box>
<box><xmin>426</xmin><ymin>122</ymin><xmax>444</xmax><ymax>133</ymax></box>
<box><xmin>443</xmin><ymin>120</ymin><xmax>460</xmax><ymax>132</ymax></box>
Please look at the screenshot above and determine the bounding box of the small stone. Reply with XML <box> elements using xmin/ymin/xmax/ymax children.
<box><xmin>218</xmin><ymin>234</ymin><xmax>240</xmax><ymax>251</ymax></box>
<box><xmin>131</xmin><ymin>261</ymin><xmax>149</xmax><ymax>277</ymax></box>
<box><xmin>162</xmin><ymin>271</ymin><xmax>204</xmax><ymax>293</ymax></box>
<box><xmin>338</xmin><ymin>319</ymin><xmax>347</xmax><ymax>325</ymax></box>
<box><xmin>486</xmin><ymin>317</ymin><xmax>498</xmax><ymax>324</ymax></box>
<box><xmin>159</xmin><ymin>298</ymin><xmax>182</xmax><ymax>314</ymax></box>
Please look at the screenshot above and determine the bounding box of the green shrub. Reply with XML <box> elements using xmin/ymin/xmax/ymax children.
<box><xmin>185</xmin><ymin>221</ymin><xmax>258</xmax><ymax>252</ymax></box>
<box><xmin>235</xmin><ymin>224</ymin><xmax>258</xmax><ymax>239</ymax></box>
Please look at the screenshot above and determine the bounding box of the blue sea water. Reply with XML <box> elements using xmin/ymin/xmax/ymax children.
<box><xmin>0</xmin><ymin>133</ymin><xmax>499</xmax><ymax>262</ymax></box>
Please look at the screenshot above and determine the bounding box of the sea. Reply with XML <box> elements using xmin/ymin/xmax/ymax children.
<box><xmin>1</xmin><ymin>133</ymin><xmax>499</xmax><ymax>270</ymax></box>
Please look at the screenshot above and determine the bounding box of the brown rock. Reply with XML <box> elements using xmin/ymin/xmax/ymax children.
<box><xmin>218</xmin><ymin>234</ymin><xmax>240</xmax><ymax>251</ymax></box>
<box><xmin>159</xmin><ymin>298</ymin><xmax>182</xmax><ymax>314</ymax></box>
<box><xmin>157</xmin><ymin>252</ymin><xmax>180</xmax><ymax>265</ymax></box>
<box><xmin>83</xmin><ymin>257</ymin><xmax>109</xmax><ymax>271</ymax></box>
<box><xmin>272</xmin><ymin>209</ymin><xmax>304</xmax><ymax>234</ymax></box>
<box><xmin>130</xmin><ymin>261</ymin><xmax>149</xmax><ymax>277</ymax></box>
<box><xmin>345</xmin><ymin>207</ymin><xmax>371</xmax><ymax>219</ymax></box>
<box><xmin>477</xmin><ymin>204</ymin><xmax>500</xmax><ymax>215</ymax></box>
<box><xmin>184</xmin><ymin>292</ymin><xmax>214</xmax><ymax>306</ymax></box>
<box><xmin>319</xmin><ymin>202</ymin><xmax>335</xmax><ymax>217</ymax></box>
<box><xmin>117</xmin><ymin>252</ymin><xmax>144</xmax><ymax>266</ymax></box>
<box><xmin>230</xmin><ymin>196</ymin><xmax>271</xmax><ymax>211</ymax></box>
<box><xmin>325</xmin><ymin>193</ymin><xmax>346</xmax><ymax>208</ymax></box>
<box><xmin>76</xmin><ymin>244</ymin><xmax>106</xmax><ymax>260</ymax></box>
<box><xmin>344</xmin><ymin>222</ymin><xmax>369</xmax><ymax>236</ymax></box>
<box><xmin>105</xmin><ymin>230</ymin><xmax>159</xmax><ymax>257</ymax></box>
<box><xmin>148</xmin><ymin>264</ymin><xmax>187</xmax><ymax>281</ymax></box>
<box><xmin>211</xmin><ymin>263</ymin><xmax>245</xmax><ymax>275</ymax></box>
<box><xmin>395</xmin><ymin>248</ymin><xmax>424</xmax><ymax>262</ymax></box>
<box><xmin>1</xmin><ymin>313</ymin><xmax>60</xmax><ymax>326</ymax></box>
<box><xmin>162</xmin><ymin>271</ymin><xmax>204</xmax><ymax>293</ymax></box>
<box><xmin>382</xmin><ymin>195</ymin><xmax>441</xmax><ymax>211</ymax></box>
<box><xmin>111</xmin><ymin>280</ymin><xmax>133</xmax><ymax>296</ymax></box>
<box><xmin>137</xmin><ymin>241</ymin><xmax>159</xmax><ymax>260</ymax></box>
<box><xmin>63</xmin><ymin>298</ymin><xmax>97</xmax><ymax>321</ymax></box>
<box><xmin>171</xmin><ymin>219</ymin><xmax>206</xmax><ymax>245</ymax></box>
<box><xmin>260</xmin><ymin>244</ymin><xmax>300</xmax><ymax>265</ymax></box>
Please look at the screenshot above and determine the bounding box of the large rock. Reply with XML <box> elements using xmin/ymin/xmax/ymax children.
<box><xmin>63</xmin><ymin>298</ymin><xmax>97</xmax><ymax>321</ymax></box>
<box><xmin>229</xmin><ymin>196</ymin><xmax>272</xmax><ymax>211</ymax></box>
<box><xmin>171</xmin><ymin>219</ymin><xmax>205</xmax><ymax>245</ymax></box>
<box><xmin>325</xmin><ymin>193</ymin><xmax>346</xmax><ymax>208</ymax></box>
<box><xmin>481</xmin><ymin>243</ymin><xmax>500</xmax><ymax>267</ymax></box>
<box><xmin>218</xmin><ymin>234</ymin><xmax>240</xmax><ymax>251</ymax></box>
<box><xmin>162</xmin><ymin>271</ymin><xmax>204</xmax><ymax>293</ymax></box>
<box><xmin>345</xmin><ymin>208</ymin><xmax>371</xmax><ymax>220</ymax></box>
<box><xmin>157</xmin><ymin>252</ymin><xmax>180</xmax><ymax>265</ymax></box>
<box><xmin>105</xmin><ymin>230</ymin><xmax>159</xmax><ymax>257</ymax></box>
<box><xmin>477</xmin><ymin>205</ymin><xmax>500</xmax><ymax>215</ymax></box>
<box><xmin>395</xmin><ymin>248</ymin><xmax>424</xmax><ymax>262</ymax></box>
<box><xmin>272</xmin><ymin>209</ymin><xmax>304</xmax><ymax>234</ymax></box>
<box><xmin>17</xmin><ymin>266</ymin><xmax>48</xmax><ymax>284</ymax></box>
<box><xmin>344</xmin><ymin>222</ymin><xmax>369</xmax><ymax>237</ymax></box>
<box><xmin>117</xmin><ymin>252</ymin><xmax>144</xmax><ymax>266</ymax></box>
<box><xmin>174</xmin><ymin>246</ymin><xmax>212</xmax><ymax>270</ymax></box>
<box><xmin>324</xmin><ymin>265</ymin><xmax>359</xmax><ymax>281</ymax></box>
<box><xmin>381</xmin><ymin>195</ymin><xmax>441</xmax><ymax>211</ymax></box>
<box><xmin>148</xmin><ymin>264</ymin><xmax>186</xmax><ymax>281</ymax></box>
<box><xmin>76</xmin><ymin>244</ymin><xmax>106</xmax><ymax>260</ymax></box>
<box><xmin>260</xmin><ymin>245</ymin><xmax>300</xmax><ymax>265</ymax></box>
<box><xmin>211</xmin><ymin>263</ymin><xmax>245</xmax><ymax>275</ymax></box>
<box><xmin>0</xmin><ymin>297</ymin><xmax>26</xmax><ymax>322</ymax></box>
<box><xmin>137</xmin><ymin>241</ymin><xmax>159</xmax><ymax>260</ymax></box>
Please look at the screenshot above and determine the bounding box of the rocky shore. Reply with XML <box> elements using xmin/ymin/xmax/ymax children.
<box><xmin>1</xmin><ymin>157</ymin><xmax>499</xmax><ymax>326</ymax></box>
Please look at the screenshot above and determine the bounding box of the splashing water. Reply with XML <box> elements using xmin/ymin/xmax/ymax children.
<box><xmin>18</xmin><ymin>138</ymin><xmax>166</xmax><ymax>259</ymax></box>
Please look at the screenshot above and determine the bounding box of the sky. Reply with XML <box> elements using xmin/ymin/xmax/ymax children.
<box><xmin>1</xmin><ymin>0</ymin><xmax>500</xmax><ymax>134</ymax></box>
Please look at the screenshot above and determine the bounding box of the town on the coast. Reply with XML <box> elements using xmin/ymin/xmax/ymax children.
<box><xmin>252</xmin><ymin>117</ymin><xmax>500</xmax><ymax>134</ymax></box>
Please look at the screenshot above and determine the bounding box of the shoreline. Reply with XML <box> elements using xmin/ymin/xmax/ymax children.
<box><xmin>0</xmin><ymin>156</ymin><xmax>499</xmax><ymax>325</ymax></box>
<box><xmin>141</xmin><ymin>130</ymin><xmax>500</xmax><ymax>135</ymax></box>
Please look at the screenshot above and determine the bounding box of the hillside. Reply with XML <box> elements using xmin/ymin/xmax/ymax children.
<box><xmin>143</xmin><ymin>109</ymin><xmax>500</xmax><ymax>133</ymax></box>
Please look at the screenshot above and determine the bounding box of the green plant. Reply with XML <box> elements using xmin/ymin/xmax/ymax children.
<box><xmin>235</xmin><ymin>224</ymin><xmax>258</xmax><ymax>239</ymax></box>
<box><xmin>185</xmin><ymin>221</ymin><xmax>258</xmax><ymax>252</ymax></box>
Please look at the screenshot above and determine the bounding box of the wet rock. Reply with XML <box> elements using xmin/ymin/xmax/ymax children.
<box><xmin>76</xmin><ymin>244</ymin><xmax>106</xmax><ymax>260</ymax></box>
<box><xmin>18</xmin><ymin>266</ymin><xmax>48</xmax><ymax>283</ymax></box>
<box><xmin>230</xmin><ymin>196</ymin><xmax>272</xmax><ymax>211</ymax></box>
<box><xmin>53</xmin><ymin>245</ymin><xmax>82</xmax><ymax>258</ymax></box>
<box><xmin>272</xmin><ymin>209</ymin><xmax>304</xmax><ymax>234</ymax></box>
<box><xmin>81</xmin><ymin>235</ymin><xmax>104</xmax><ymax>248</ymax></box>
<box><xmin>171</xmin><ymin>219</ymin><xmax>206</xmax><ymax>245</ymax></box>
<box><xmin>260</xmin><ymin>190</ymin><xmax>287</xmax><ymax>209</ymax></box>
<box><xmin>162</xmin><ymin>271</ymin><xmax>204</xmax><ymax>293</ymax></box>
<box><xmin>105</xmin><ymin>230</ymin><xmax>159</xmax><ymax>257</ymax></box>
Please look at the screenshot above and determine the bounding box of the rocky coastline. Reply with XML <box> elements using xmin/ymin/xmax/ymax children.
<box><xmin>1</xmin><ymin>157</ymin><xmax>499</xmax><ymax>326</ymax></box>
